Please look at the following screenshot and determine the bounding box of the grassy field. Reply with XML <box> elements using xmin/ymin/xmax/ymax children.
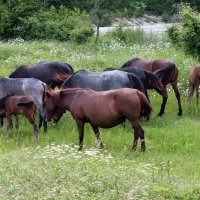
<box><xmin>0</xmin><ymin>37</ymin><xmax>200</xmax><ymax>199</ymax></box>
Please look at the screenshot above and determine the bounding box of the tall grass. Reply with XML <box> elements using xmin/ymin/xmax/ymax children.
<box><xmin>0</xmin><ymin>36</ymin><xmax>200</xmax><ymax>199</ymax></box>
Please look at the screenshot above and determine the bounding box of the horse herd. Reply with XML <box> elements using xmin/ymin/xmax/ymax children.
<box><xmin>0</xmin><ymin>58</ymin><xmax>198</xmax><ymax>151</ymax></box>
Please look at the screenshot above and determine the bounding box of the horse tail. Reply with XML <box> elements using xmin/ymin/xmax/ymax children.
<box><xmin>154</xmin><ymin>62</ymin><xmax>176</xmax><ymax>80</ymax></box>
<box><xmin>188</xmin><ymin>76</ymin><xmax>195</xmax><ymax>103</ymax></box>
<box><xmin>137</xmin><ymin>91</ymin><xmax>152</xmax><ymax>120</ymax></box>
<box><xmin>128</xmin><ymin>73</ymin><xmax>145</xmax><ymax>93</ymax></box>
<box><xmin>17</xmin><ymin>101</ymin><xmax>34</xmax><ymax>107</ymax></box>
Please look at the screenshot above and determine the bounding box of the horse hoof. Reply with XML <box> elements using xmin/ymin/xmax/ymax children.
<box><xmin>158</xmin><ymin>112</ymin><xmax>163</xmax><ymax>117</ymax></box>
<box><xmin>99</xmin><ymin>144</ymin><xmax>104</xmax><ymax>149</ymax></box>
<box><xmin>178</xmin><ymin>111</ymin><xmax>182</xmax><ymax>116</ymax></box>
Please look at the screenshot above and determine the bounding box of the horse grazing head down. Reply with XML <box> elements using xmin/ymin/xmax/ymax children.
<box><xmin>44</xmin><ymin>87</ymin><xmax>152</xmax><ymax>152</ymax></box>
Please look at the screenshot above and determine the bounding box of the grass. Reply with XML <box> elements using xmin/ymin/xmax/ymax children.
<box><xmin>0</xmin><ymin>37</ymin><xmax>200</xmax><ymax>199</ymax></box>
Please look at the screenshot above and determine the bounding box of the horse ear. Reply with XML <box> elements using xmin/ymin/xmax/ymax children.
<box><xmin>44</xmin><ymin>87</ymin><xmax>52</xmax><ymax>98</ymax></box>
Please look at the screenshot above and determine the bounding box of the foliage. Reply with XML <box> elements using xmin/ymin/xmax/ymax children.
<box><xmin>167</xmin><ymin>5</ymin><xmax>200</xmax><ymax>60</ymax></box>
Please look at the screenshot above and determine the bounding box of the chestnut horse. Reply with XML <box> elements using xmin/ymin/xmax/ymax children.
<box><xmin>188</xmin><ymin>67</ymin><xmax>200</xmax><ymax>105</ymax></box>
<box><xmin>0</xmin><ymin>95</ymin><xmax>39</xmax><ymax>142</ymax></box>
<box><xmin>121</xmin><ymin>58</ymin><xmax>182</xmax><ymax>116</ymax></box>
<box><xmin>44</xmin><ymin>88</ymin><xmax>152</xmax><ymax>151</ymax></box>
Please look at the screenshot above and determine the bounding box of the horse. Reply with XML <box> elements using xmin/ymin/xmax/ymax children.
<box><xmin>9</xmin><ymin>61</ymin><xmax>74</xmax><ymax>88</ymax></box>
<box><xmin>188</xmin><ymin>67</ymin><xmax>200</xmax><ymax>105</ymax></box>
<box><xmin>104</xmin><ymin>66</ymin><xmax>167</xmax><ymax>101</ymax></box>
<box><xmin>121</xmin><ymin>58</ymin><xmax>182</xmax><ymax>116</ymax></box>
<box><xmin>0</xmin><ymin>95</ymin><xmax>39</xmax><ymax>142</ymax></box>
<box><xmin>61</xmin><ymin>70</ymin><xmax>145</xmax><ymax>92</ymax></box>
<box><xmin>44</xmin><ymin>88</ymin><xmax>152</xmax><ymax>151</ymax></box>
<box><xmin>0</xmin><ymin>78</ymin><xmax>47</xmax><ymax>132</ymax></box>
<box><xmin>53</xmin><ymin>69</ymin><xmax>145</xmax><ymax>123</ymax></box>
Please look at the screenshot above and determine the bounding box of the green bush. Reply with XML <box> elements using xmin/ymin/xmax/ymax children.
<box><xmin>167</xmin><ymin>5</ymin><xmax>200</xmax><ymax>60</ymax></box>
<box><xmin>0</xmin><ymin>5</ymin><xmax>95</xmax><ymax>42</ymax></box>
<box><xmin>25</xmin><ymin>7</ymin><xmax>94</xmax><ymax>42</ymax></box>
<box><xmin>167</xmin><ymin>24</ymin><xmax>182</xmax><ymax>46</ymax></box>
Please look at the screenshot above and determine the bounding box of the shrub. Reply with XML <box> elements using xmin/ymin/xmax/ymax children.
<box><xmin>167</xmin><ymin>5</ymin><xmax>200</xmax><ymax>60</ymax></box>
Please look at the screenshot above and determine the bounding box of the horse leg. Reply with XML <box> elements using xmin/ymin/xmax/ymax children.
<box><xmin>39</xmin><ymin>114</ymin><xmax>47</xmax><ymax>133</ymax></box>
<box><xmin>172</xmin><ymin>83</ymin><xmax>182</xmax><ymax>116</ymax></box>
<box><xmin>91</xmin><ymin>124</ymin><xmax>104</xmax><ymax>149</ymax></box>
<box><xmin>0</xmin><ymin>117</ymin><xmax>3</xmax><ymax>127</ymax></box>
<box><xmin>75</xmin><ymin>119</ymin><xmax>85</xmax><ymax>151</ymax></box>
<box><xmin>27</xmin><ymin>115</ymin><xmax>40</xmax><ymax>143</ymax></box>
<box><xmin>145</xmin><ymin>89</ymin><xmax>150</xmax><ymax>102</ymax></box>
<box><xmin>6</xmin><ymin>115</ymin><xmax>12</xmax><ymax>139</ymax></box>
<box><xmin>158</xmin><ymin>95</ymin><xmax>168</xmax><ymax>117</ymax></box>
<box><xmin>132</xmin><ymin>120</ymin><xmax>145</xmax><ymax>152</ymax></box>
<box><xmin>195</xmin><ymin>83</ymin><xmax>199</xmax><ymax>105</ymax></box>
<box><xmin>188</xmin><ymin>82</ymin><xmax>195</xmax><ymax>104</ymax></box>
<box><xmin>15</xmin><ymin>115</ymin><xmax>20</xmax><ymax>136</ymax></box>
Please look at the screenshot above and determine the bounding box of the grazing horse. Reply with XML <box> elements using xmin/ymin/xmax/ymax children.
<box><xmin>104</xmin><ymin>66</ymin><xmax>167</xmax><ymax>101</ymax></box>
<box><xmin>188</xmin><ymin>67</ymin><xmax>200</xmax><ymax>105</ymax></box>
<box><xmin>0</xmin><ymin>95</ymin><xmax>39</xmax><ymax>141</ymax></box>
<box><xmin>9</xmin><ymin>61</ymin><xmax>74</xmax><ymax>88</ymax></box>
<box><xmin>0</xmin><ymin>78</ymin><xmax>47</xmax><ymax>132</ymax></box>
<box><xmin>121</xmin><ymin>58</ymin><xmax>182</xmax><ymax>116</ymax></box>
<box><xmin>61</xmin><ymin>70</ymin><xmax>145</xmax><ymax>92</ymax></box>
<box><xmin>53</xmin><ymin>69</ymin><xmax>145</xmax><ymax>123</ymax></box>
<box><xmin>44</xmin><ymin>88</ymin><xmax>152</xmax><ymax>151</ymax></box>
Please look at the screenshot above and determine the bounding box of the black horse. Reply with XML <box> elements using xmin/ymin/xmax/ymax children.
<box><xmin>0</xmin><ymin>78</ymin><xmax>47</xmax><ymax>132</ymax></box>
<box><xmin>62</xmin><ymin>69</ymin><xmax>145</xmax><ymax>92</ymax></box>
<box><xmin>9</xmin><ymin>61</ymin><xmax>74</xmax><ymax>88</ymax></box>
<box><xmin>104</xmin><ymin>66</ymin><xmax>167</xmax><ymax>101</ymax></box>
<box><xmin>52</xmin><ymin>69</ymin><xmax>145</xmax><ymax>123</ymax></box>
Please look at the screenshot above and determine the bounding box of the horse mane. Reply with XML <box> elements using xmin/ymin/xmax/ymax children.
<box><xmin>9</xmin><ymin>65</ymin><xmax>29</xmax><ymax>78</ymax></box>
<box><xmin>53</xmin><ymin>72</ymin><xmax>71</xmax><ymax>83</ymax></box>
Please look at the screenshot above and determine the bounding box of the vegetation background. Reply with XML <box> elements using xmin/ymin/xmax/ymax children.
<box><xmin>0</xmin><ymin>0</ymin><xmax>200</xmax><ymax>199</ymax></box>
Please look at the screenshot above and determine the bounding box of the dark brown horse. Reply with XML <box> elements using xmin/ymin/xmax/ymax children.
<box><xmin>188</xmin><ymin>67</ymin><xmax>200</xmax><ymax>105</ymax></box>
<box><xmin>0</xmin><ymin>95</ymin><xmax>39</xmax><ymax>142</ymax></box>
<box><xmin>121</xmin><ymin>58</ymin><xmax>182</xmax><ymax>116</ymax></box>
<box><xmin>9</xmin><ymin>61</ymin><xmax>74</xmax><ymax>88</ymax></box>
<box><xmin>44</xmin><ymin>88</ymin><xmax>152</xmax><ymax>151</ymax></box>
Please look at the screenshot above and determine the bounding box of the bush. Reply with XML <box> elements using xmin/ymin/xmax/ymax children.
<box><xmin>167</xmin><ymin>5</ymin><xmax>200</xmax><ymax>60</ymax></box>
<box><xmin>0</xmin><ymin>5</ymin><xmax>95</xmax><ymax>42</ymax></box>
<box><xmin>25</xmin><ymin>7</ymin><xmax>94</xmax><ymax>42</ymax></box>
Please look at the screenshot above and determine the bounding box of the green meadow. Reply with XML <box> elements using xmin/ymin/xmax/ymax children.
<box><xmin>0</xmin><ymin>37</ymin><xmax>200</xmax><ymax>199</ymax></box>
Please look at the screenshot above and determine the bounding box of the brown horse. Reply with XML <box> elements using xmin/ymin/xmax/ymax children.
<box><xmin>188</xmin><ymin>67</ymin><xmax>200</xmax><ymax>105</ymax></box>
<box><xmin>121</xmin><ymin>58</ymin><xmax>182</xmax><ymax>116</ymax></box>
<box><xmin>44</xmin><ymin>88</ymin><xmax>152</xmax><ymax>151</ymax></box>
<box><xmin>0</xmin><ymin>95</ymin><xmax>39</xmax><ymax>142</ymax></box>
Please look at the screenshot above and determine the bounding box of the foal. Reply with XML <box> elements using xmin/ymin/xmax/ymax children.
<box><xmin>188</xmin><ymin>67</ymin><xmax>200</xmax><ymax>105</ymax></box>
<box><xmin>0</xmin><ymin>95</ymin><xmax>40</xmax><ymax>142</ymax></box>
<box><xmin>44</xmin><ymin>88</ymin><xmax>152</xmax><ymax>151</ymax></box>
